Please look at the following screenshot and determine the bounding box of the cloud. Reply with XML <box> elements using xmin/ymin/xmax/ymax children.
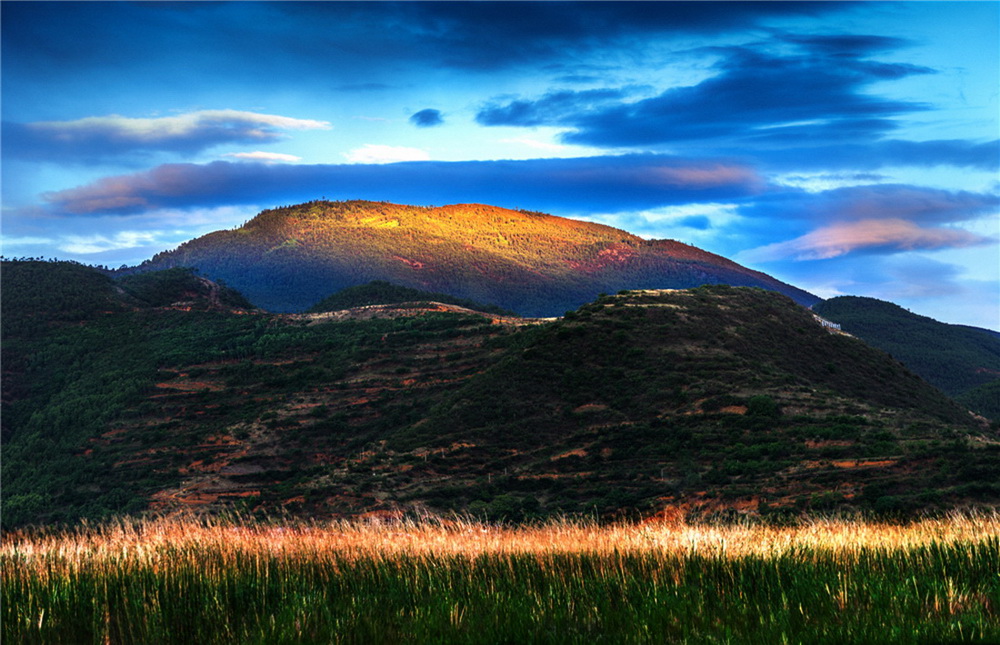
<box><xmin>2</xmin><ymin>110</ymin><xmax>330</xmax><ymax>163</ymax></box>
<box><xmin>499</xmin><ymin>137</ymin><xmax>578</xmax><ymax>153</ymax></box>
<box><xmin>409</xmin><ymin>109</ymin><xmax>444</xmax><ymax>128</ymax></box>
<box><xmin>574</xmin><ymin>202</ymin><xmax>741</xmax><ymax>243</ymax></box>
<box><xmin>751</xmin><ymin>139</ymin><xmax>1000</xmax><ymax>172</ymax></box>
<box><xmin>57</xmin><ymin>230</ymin><xmax>166</xmax><ymax>255</ymax></box>
<box><xmin>224</xmin><ymin>151</ymin><xmax>301</xmax><ymax>163</ymax></box>
<box><xmin>476</xmin><ymin>37</ymin><xmax>933</xmax><ymax>150</ymax></box>
<box><xmin>745</xmin><ymin>184</ymin><xmax>1000</xmax><ymax>226</ymax></box>
<box><xmin>777</xmin><ymin>34</ymin><xmax>913</xmax><ymax>57</ymax></box>
<box><xmin>477</xmin><ymin>89</ymin><xmax>630</xmax><ymax>127</ymax></box>
<box><xmin>739</xmin><ymin>219</ymin><xmax>992</xmax><ymax>262</ymax></box>
<box><xmin>0</xmin><ymin>1</ymin><xmax>854</xmax><ymax>111</ymax></box>
<box><xmin>756</xmin><ymin>252</ymin><xmax>1000</xmax><ymax>330</ymax></box>
<box><xmin>342</xmin><ymin>145</ymin><xmax>431</xmax><ymax>164</ymax></box>
<box><xmin>773</xmin><ymin>172</ymin><xmax>890</xmax><ymax>192</ymax></box>
<box><xmin>387</xmin><ymin>2</ymin><xmax>849</xmax><ymax>70</ymax></box>
<box><xmin>677</xmin><ymin>215</ymin><xmax>712</xmax><ymax>231</ymax></box>
<box><xmin>38</xmin><ymin>155</ymin><xmax>767</xmax><ymax>217</ymax></box>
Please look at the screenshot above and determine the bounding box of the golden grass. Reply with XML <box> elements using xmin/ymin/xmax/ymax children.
<box><xmin>5</xmin><ymin>511</ymin><xmax>998</xmax><ymax>568</ymax></box>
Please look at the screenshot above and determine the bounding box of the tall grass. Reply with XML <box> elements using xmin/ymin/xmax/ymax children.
<box><xmin>3</xmin><ymin>513</ymin><xmax>998</xmax><ymax>644</ymax></box>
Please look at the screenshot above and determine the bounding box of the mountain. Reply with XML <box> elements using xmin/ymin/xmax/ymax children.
<box><xmin>4</xmin><ymin>261</ymin><xmax>996</xmax><ymax>527</ymax></box>
<box><xmin>812</xmin><ymin>296</ymin><xmax>1000</xmax><ymax>417</ymax></box>
<box><xmin>124</xmin><ymin>200</ymin><xmax>820</xmax><ymax>316</ymax></box>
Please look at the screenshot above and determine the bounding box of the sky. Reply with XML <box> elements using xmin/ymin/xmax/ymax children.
<box><xmin>2</xmin><ymin>1</ymin><xmax>998</xmax><ymax>329</ymax></box>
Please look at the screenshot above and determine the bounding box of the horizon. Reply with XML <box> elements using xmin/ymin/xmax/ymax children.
<box><xmin>2</xmin><ymin>1</ymin><xmax>997</xmax><ymax>329</ymax></box>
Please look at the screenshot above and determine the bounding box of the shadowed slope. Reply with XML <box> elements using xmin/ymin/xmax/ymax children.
<box><xmin>814</xmin><ymin>296</ymin><xmax>1000</xmax><ymax>409</ymax></box>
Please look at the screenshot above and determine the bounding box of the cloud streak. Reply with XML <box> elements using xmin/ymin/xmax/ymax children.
<box><xmin>39</xmin><ymin>156</ymin><xmax>767</xmax><ymax>217</ymax></box>
<box><xmin>739</xmin><ymin>219</ymin><xmax>992</xmax><ymax>262</ymax></box>
<box><xmin>3</xmin><ymin>110</ymin><xmax>330</xmax><ymax>163</ymax></box>
<box><xmin>224</xmin><ymin>151</ymin><xmax>302</xmax><ymax>163</ymax></box>
<box><xmin>745</xmin><ymin>184</ymin><xmax>1000</xmax><ymax>226</ymax></box>
<box><xmin>342</xmin><ymin>145</ymin><xmax>431</xmax><ymax>165</ymax></box>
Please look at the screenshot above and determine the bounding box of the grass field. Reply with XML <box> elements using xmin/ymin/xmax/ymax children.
<box><xmin>3</xmin><ymin>513</ymin><xmax>998</xmax><ymax>644</ymax></box>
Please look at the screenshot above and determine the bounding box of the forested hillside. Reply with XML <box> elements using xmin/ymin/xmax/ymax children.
<box><xmin>813</xmin><ymin>296</ymin><xmax>1000</xmax><ymax>419</ymax></box>
<box><xmin>4</xmin><ymin>261</ymin><xmax>996</xmax><ymax>527</ymax></box>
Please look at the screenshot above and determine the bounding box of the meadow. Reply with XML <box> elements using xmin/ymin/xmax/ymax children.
<box><xmin>3</xmin><ymin>513</ymin><xmax>998</xmax><ymax>644</ymax></box>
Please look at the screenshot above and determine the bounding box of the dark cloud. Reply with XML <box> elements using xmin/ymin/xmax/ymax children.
<box><xmin>39</xmin><ymin>155</ymin><xmax>767</xmax><ymax>217</ymax></box>
<box><xmin>778</xmin><ymin>34</ymin><xmax>913</xmax><ymax>57</ymax></box>
<box><xmin>409</xmin><ymin>109</ymin><xmax>444</xmax><ymax>128</ymax></box>
<box><xmin>1</xmin><ymin>1</ymin><xmax>853</xmax><ymax>100</ymax></box>
<box><xmin>2</xmin><ymin>111</ymin><xmax>330</xmax><ymax>164</ymax></box>
<box><xmin>476</xmin><ymin>39</ymin><xmax>933</xmax><ymax>149</ymax></box>
<box><xmin>392</xmin><ymin>2</ymin><xmax>847</xmax><ymax>69</ymax></box>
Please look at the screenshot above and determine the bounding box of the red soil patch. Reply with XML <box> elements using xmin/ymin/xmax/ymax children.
<box><xmin>551</xmin><ymin>448</ymin><xmax>587</xmax><ymax>460</ymax></box>
<box><xmin>832</xmin><ymin>459</ymin><xmax>896</xmax><ymax>469</ymax></box>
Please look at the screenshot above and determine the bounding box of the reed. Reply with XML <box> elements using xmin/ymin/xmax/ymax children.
<box><xmin>4</xmin><ymin>512</ymin><xmax>998</xmax><ymax>643</ymax></box>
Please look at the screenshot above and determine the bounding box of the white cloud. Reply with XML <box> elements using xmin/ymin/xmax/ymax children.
<box><xmin>31</xmin><ymin>110</ymin><xmax>331</xmax><ymax>140</ymax></box>
<box><xmin>59</xmin><ymin>230</ymin><xmax>165</xmax><ymax>254</ymax></box>
<box><xmin>342</xmin><ymin>144</ymin><xmax>430</xmax><ymax>164</ymax></box>
<box><xmin>500</xmin><ymin>137</ymin><xmax>574</xmax><ymax>153</ymax></box>
<box><xmin>7</xmin><ymin>110</ymin><xmax>332</xmax><ymax>161</ymax></box>
<box><xmin>771</xmin><ymin>172</ymin><xmax>889</xmax><ymax>193</ymax></box>
<box><xmin>224</xmin><ymin>151</ymin><xmax>302</xmax><ymax>163</ymax></box>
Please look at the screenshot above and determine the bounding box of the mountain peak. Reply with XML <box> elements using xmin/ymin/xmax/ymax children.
<box><xmin>131</xmin><ymin>199</ymin><xmax>819</xmax><ymax>315</ymax></box>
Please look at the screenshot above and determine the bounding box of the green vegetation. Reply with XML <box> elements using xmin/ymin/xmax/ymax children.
<box><xmin>127</xmin><ymin>199</ymin><xmax>820</xmax><ymax>315</ymax></box>
<box><xmin>4</xmin><ymin>516</ymin><xmax>998</xmax><ymax>644</ymax></box>
<box><xmin>957</xmin><ymin>380</ymin><xmax>1000</xmax><ymax>424</ymax></box>
<box><xmin>306</xmin><ymin>280</ymin><xmax>515</xmax><ymax>315</ymax></box>
<box><xmin>402</xmin><ymin>286</ymin><xmax>995</xmax><ymax>520</ymax></box>
<box><xmin>1</xmin><ymin>260</ymin><xmax>124</xmax><ymax>338</ymax></box>
<box><xmin>3</xmin><ymin>262</ymin><xmax>997</xmax><ymax>527</ymax></box>
<box><xmin>813</xmin><ymin>296</ymin><xmax>1000</xmax><ymax>416</ymax></box>
<box><xmin>117</xmin><ymin>267</ymin><xmax>254</xmax><ymax>309</ymax></box>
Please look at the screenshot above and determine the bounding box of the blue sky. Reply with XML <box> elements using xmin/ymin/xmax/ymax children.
<box><xmin>2</xmin><ymin>1</ymin><xmax>998</xmax><ymax>329</ymax></box>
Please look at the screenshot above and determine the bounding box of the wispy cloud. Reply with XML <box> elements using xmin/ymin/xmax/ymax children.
<box><xmin>224</xmin><ymin>151</ymin><xmax>302</xmax><ymax>163</ymax></box>
<box><xmin>342</xmin><ymin>145</ymin><xmax>431</xmax><ymax>164</ymax></box>
<box><xmin>58</xmin><ymin>230</ymin><xmax>166</xmax><ymax>255</ymax></box>
<box><xmin>3</xmin><ymin>110</ymin><xmax>330</xmax><ymax>163</ymax></box>
<box><xmin>739</xmin><ymin>219</ymin><xmax>992</xmax><ymax>262</ymax></box>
